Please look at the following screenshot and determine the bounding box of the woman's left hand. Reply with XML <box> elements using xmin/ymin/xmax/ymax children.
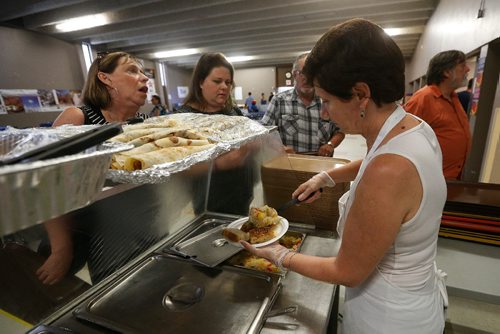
<box><xmin>240</xmin><ymin>241</ymin><xmax>289</xmax><ymax>266</ymax></box>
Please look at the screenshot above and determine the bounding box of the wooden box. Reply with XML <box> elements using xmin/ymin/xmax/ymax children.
<box><xmin>261</xmin><ymin>154</ymin><xmax>350</xmax><ymax>231</ymax></box>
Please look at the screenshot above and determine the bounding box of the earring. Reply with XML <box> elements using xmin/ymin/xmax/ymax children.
<box><xmin>360</xmin><ymin>109</ymin><xmax>365</xmax><ymax>118</ymax></box>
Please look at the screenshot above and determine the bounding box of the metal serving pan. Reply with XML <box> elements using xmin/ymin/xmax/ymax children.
<box><xmin>73</xmin><ymin>255</ymin><xmax>281</xmax><ymax>334</ymax></box>
<box><xmin>164</xmin><ymin>217</ymin><xmax>241</xmax><ymax>267</ymax></box>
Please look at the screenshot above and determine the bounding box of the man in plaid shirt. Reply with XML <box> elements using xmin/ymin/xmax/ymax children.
<box><xmin>261</xmin><ymin>53</ymin><xmax>344</xmax><ymax>156</ymax></box>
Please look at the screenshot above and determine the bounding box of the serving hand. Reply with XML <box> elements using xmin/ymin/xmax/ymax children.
<box><xmin>292</xmin><ymin>171</ymin><xmax>336</xmax><ymax>202</ymax></box>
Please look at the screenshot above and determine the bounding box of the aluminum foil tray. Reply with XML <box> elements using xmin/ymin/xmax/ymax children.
<box><xmin>0</xmin><ymin>126</ymin><xmax>132</xmax><ymax>236</ymax></box>
<box><xmin>106</xmin><ymin>113</ymin><xmax>269</xmax><ymax>184</ymax></box>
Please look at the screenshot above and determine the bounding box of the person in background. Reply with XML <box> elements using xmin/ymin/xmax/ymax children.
<box><xmin>249</xmin><ymin>100</ymin><xmax>260</xmax><ymax>112</ymax></box>
<box><xmin>149</xmin><ymin>94</ymin><xmax>167</xmax><ymax>116</ymax></box>
<box><xmin>244</xmin><ymin>91</ymin><xmax>254</xmax><ymax>110</ymax></box>
<box><xmin>405</xmin><ymin>50</ymin><xmax>471</xmax><ymax>180</ymax></box>
<box><xmin>457</xmin><ymin>78</ymin><xmax>473</xmax><ymax>114</ymax></box>
<box><xmin>176</xmin><ymin>53</ymin><xmax>242</xmax><ymax>116</ymax></box>
<box><xmin>260</xmin><ymin>92</ymin><xmax>267</xmax><ymax>105</ymax></box>
<box><xmin>176</xmin><ymin>53</ymin><xmax>253</xmax><ymax>215</ymax></box>
<box><xmin>268</xmin><ymin>91</ymin><xmax>274</xmax><ymax>103</ymax></box>
<box><xmin>53</xmin><ymin>52</ymin><xmax>149</xmax><ymax>126</ymax></box>
<box><xmin>261</xmin><ymin>52</ymin><xmax>344</xmax><ymax>156</ymax></box>
<box><xmin>38</xmin><ymin>52</ymin><xmax>149</xmax><ymax>285</ymax></box>
<box><xmin>243</xmin><ymin>18</ymin><xmax>447</xmax><ymax>333</ymax></box>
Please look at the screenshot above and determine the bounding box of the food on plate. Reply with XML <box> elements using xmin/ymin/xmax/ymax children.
<box><xmin>222</xmin><ymin>228</ymin><xmax>249</xmax><ymax>242</ymax></box>
<box><xmin>248</xmin><ymin>224</ymin><xmax>279</xmax><ymax>244</ymax></box>
<box><xmin>249</xmin><ymin>205</ymin><xmax>280</xmax><ymax>228</ymax></box>
<box><xmin>223</xmin><ymin>205</ymin><xmax>281</xmax><ymax>245</ymax></box>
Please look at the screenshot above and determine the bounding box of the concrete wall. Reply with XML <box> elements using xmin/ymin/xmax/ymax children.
<box><xmin>164</xmin><ymin>64</ymin><xmax>192</xmax><ymax>108</ymax></box>
<box><xmin>233</xmin><ymin>67</ymin><xmax>276</xmax><ymax>106</ymax></box>
<box><xmin>406</xmin><ymin>0</ymin><xmax>500</xmax><ymax>82</ymax></box>
<box><xmin>0</xmin><ymin>26</ymin><xmax>84</xmax><ymax>89</ymax></box>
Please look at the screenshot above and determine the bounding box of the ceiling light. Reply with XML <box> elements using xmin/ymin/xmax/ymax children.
<box><xmin>384</xmin><ymin>26</ymin><xmax>424</xmax><ymax>36</ymax></box>
<box><xmin>154</xmin><ymin>48</ymin><xmax>199</xmax><ymax>58</ymax></box>
<box><xmin>384</xmin><ymin>28</ymin><xmax>403</xmax><ymax>36</ymax></box>
<box><xmin>55</xmin><ymin>14</ymin><xmax>108</xmax><ymax>32</ymax></box>
<box><xmin>226</xmin><ymin>56</ymin><xmax>254</xmax><ymax>63</ymax></box>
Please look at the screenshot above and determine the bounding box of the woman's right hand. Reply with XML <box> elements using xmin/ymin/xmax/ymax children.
<box><xmin>292</xmin><ymin>171</ymin><xmax>335</xmax><ymax>202</ymax></box>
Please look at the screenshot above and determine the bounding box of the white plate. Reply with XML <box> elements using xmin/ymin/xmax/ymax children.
<box><xmin>226</xmin><ymin>216</ymin><xmax>289</xmax><ymax>248</ymax></box>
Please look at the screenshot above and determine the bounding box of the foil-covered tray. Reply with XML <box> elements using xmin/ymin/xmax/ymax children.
<box><xmin>0</xmin><ymin>126</ymin><xmax>132</xmax><ymax>236</ymax></box>
<box><xmin>106</xmin><ymin>113</ymin><xmax>269</xmax><ymax>184</ymax></box>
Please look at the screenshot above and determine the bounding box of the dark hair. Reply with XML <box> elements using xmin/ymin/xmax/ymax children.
<box><xmin>183</xmin><ymin>53</ymin><xmax>236</xmax><ymax>112</ymax></box>
<box><xmin>152</xmin><ymin>94</ymin><xmax>162</xmax><ymax>103</ymax></box>
<box><xmin>303</xmin><ymin>18</ymin><xmax>405</xmax><ymax>107</ymax></box>
<box><xmin>426</xmin><ymin>50</ymin><xmax>466</xmax><ymax>85</ymax></box>
<box><xmin>82</xmin><ymin>52</ymin><xmax>142</xmax><ymax>109</ymax></box>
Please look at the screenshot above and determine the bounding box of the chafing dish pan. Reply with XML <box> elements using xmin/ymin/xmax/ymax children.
<box><xmin>73</xmin><ymin>255</ymin><xmax>281</xmax><ymax>334</ymax></box>
<box><xmin>169</xmin><ymin>222</ymin><xmax>242</xmax><ymax>267</ymax></box>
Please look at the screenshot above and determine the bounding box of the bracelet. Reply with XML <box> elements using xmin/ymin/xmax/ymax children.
<box><xmin>285</xmin><ymin>252</ymin><xmax>299</xmax><ymax>270</ymax></box>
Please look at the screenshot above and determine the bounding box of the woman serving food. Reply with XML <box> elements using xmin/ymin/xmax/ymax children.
<box><xmin>242</xmin><ymin>19</ymin><xmax>448</xmax><ymax>333</ymax></box>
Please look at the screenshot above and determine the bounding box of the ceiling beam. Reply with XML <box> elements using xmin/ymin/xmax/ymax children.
<box><xmin>23</xmin><ymin>0</ymin><xmax>162</xmax><ymax>29</ymax></box>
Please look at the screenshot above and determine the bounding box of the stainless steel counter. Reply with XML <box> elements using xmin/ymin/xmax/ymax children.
<box><xmin>262</xmin><ymin>234</ymin><xmax>341</xmax><ymax>334</ymax></box>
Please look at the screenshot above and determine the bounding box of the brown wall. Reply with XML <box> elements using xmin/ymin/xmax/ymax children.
<box><xmin>276</xmin><ymin>64</ymin><xmax>293</xmax><ymax>88</ymax></box>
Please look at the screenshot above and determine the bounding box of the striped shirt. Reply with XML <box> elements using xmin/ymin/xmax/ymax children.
<box><xmin>261</xmin><ymin>88</ymin><xmax>338</xmax><ymax>153</ymax></box>
<box><xmin>79</xmin><ymin>105</ymin><xmax>149</xmax><ymax>125</ymax></box>
<box><xmin>80</xmin><ymin>105</ymin><xmax>107</xmax><ymax>125</ymax></box>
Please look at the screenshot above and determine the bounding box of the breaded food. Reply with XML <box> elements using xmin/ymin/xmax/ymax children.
<box><xmin>249</xmin><ymin>205</ymin><xmax>279</xmax><ymax>228</ymax></box>
<box><xmin>222</xmin><ymin>228</ymin><xmax>249</xmax><ymax>242</ymax></box>
<box><xmin>248</xmin><ymin>224</ymin><xmax>279</xmax><ymax>244</ymax></box>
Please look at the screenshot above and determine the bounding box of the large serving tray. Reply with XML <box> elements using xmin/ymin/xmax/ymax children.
<box><xmin>72</xmin><ymin>254</ymin><xmax>281</xmax><ymax>334</ymax></box>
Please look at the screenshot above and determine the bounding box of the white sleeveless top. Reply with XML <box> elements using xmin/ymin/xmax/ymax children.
<box><xmin>337</xmin><ymin>106</ymin><xmax>447</xmax><ymax>333</ymax></box>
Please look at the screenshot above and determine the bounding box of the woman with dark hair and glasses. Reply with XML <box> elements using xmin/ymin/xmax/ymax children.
<box><xmin>176</xmin><ymin>52</ymin><xmax>242</xmax><ymax>116</ymax></box>
<box><xmin>53</xmin><ymin>52</ymin><xmax>149</xmax><ymax>126</ymax></box>
<box><xmin>242</xmin><ymin>19</ymin><xmax>447</xmax><ymax>333</ymax></box>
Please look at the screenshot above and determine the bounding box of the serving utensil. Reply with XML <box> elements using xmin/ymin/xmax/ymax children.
<box><xmin>0</xmin><ymin>123</ymin><xmax>122</xmax><ymax>165</ymax></box>
<box><xmin>276</xmin><ymin>188</ymin><xmax>323</xmax><ymax>214</ymax></box>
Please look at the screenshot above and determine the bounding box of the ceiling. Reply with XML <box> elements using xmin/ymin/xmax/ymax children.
<box><xmin>1</xmin><ymin>0</ymin><xmax>439</xmax><ymax>69</ymax></box>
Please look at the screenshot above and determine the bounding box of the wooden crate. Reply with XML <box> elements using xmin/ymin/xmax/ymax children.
<box><xmin>261</xmin><ymin>154</ymin><xmax>350</xmax><ymax>231</ymax></box>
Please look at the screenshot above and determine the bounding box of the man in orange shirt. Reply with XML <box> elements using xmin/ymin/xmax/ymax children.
<box><xmin>405</xmin><ymin>50</ymin><xmax>471</xmax><ymax>179</ymax></box>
